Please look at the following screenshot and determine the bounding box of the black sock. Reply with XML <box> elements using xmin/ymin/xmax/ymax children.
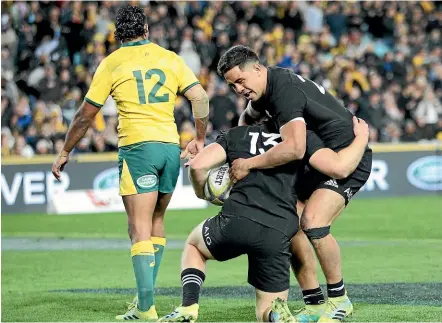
<box><xmin>327</xmin><ymin>279</ymin><xmax>345</xmax><ymax>298</ymax></box>
<box><xmin>181</xmin><ymin>268</ymin><xmax>205</xmax><ymax>306</ymax></box>
<box><xmin>302</xmin><ymin>287</ymin><xmax>325</xmax><ymax>305</ymax></box>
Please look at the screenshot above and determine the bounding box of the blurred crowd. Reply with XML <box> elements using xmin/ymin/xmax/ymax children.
<box><xmin>2</xmin><ymin>1</ymin><xmax>442</xmax><ymax>158</ymax></box>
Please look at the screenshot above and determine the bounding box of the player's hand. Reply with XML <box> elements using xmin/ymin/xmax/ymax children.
<box><xmin>52</xmin><ymin>150</ymin><xmax>70</xmax><ymax>181</ymax></box>
<box><xmin>229</xmin><ymin>158</ymin><xmax>251</xmax><ymax>184</ymax></box>
<box><xmin>181</xmin><ymin>139</ymin><xmax>205</xmax><ymax>160</ymax></box>
<box><xmin>184</xmin><ymin>154</ymin><xmax>196</xmax><ymax>167</ymax></box>
<box><xmin>352</xmin><ymin>116</ymin><xmax>369</xmax><ymax>141</ymax></box>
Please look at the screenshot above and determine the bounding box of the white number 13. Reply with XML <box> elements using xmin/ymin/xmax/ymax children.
<box><xmin>249</xmin><ymin>132</ymin><xmax>281</xmax><ymax>155</ymax></box>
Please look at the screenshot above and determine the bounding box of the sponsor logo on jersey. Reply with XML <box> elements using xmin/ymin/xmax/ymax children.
<box><xmin>136</xmin><ymin>175</ymin><xmax>157</xmax><ymax>189</ymax></box>
<box><xmin>407</xmin><ymin>156</ymin><xmax>442</xmax><ymax>191</ymax></box>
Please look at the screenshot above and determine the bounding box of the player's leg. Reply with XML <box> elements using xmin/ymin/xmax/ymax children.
<box><xmin>115</xmin><ymin>143</ymin><xmax>164</xmax><ymax>320</ymax></box>
<box><xmin>151</xmin><ymin>193</ymin><xmax>172</xmax><ymax>285</ymax></box>
<box><xmin>291</xmin><ymin>200</ymin><xmax>319</xmax><ymax>290</ymax></box>
<box><xmin>152</xmin><ymin>143</ymin><xmax>181</xmax><ymax>285</ymax></box>
<box><xmin>256</xmin><ymin>289</ymin><xmax>291</xmax><ymax>322</ymax></box>
<box><xmin>291</xmin><ymin>200</ymin><xmax>326</xmax><ymax>322</ymax></box>
<box><xmin>292</xmin><ymin>172</ymin><xmax>327</xmax><ymax>322</ymax></box>
<box><xmin>301</xmin><ymin>188</ymin><xmax>352</xmax><ymax>322</ymax></box>
<box><xmin>302</xmin><ymin>189</ymin><xmax>345</xmax><ymax>287</ymax></box>
<box><xmin>248</xmin><ymin>224</ymin><xmax>297</xmax><ymax>322</ymax></box>
<box><xmin>116</xmin><ymin>192</ymin><xmax>159</xmax><ymax>320</ymax></box>
<box><xmin>159</xmin><ymin>221</ymin><xmax>212</xmax><ymax>322</ymax></box>
<box><xmin>160</xmin><ymin>213</ymin><xmax>244</xmax><ymax>322</ymax></box>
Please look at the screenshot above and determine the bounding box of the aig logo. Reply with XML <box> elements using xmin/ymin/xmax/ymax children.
<box><xmin>407</xmin><ymin>156</ymin><xmax>442</xmax><ymax>191</ymax></box>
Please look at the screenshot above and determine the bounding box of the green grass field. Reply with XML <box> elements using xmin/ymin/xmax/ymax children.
<box><xmin>2</xmin><ymin>196</ymin><xmax>442</xmax><ymax>322</ymax></box>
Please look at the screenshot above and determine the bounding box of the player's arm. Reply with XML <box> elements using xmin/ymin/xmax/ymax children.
<box><xmin>61</xmin><ymin>101</ymin><xmax>100</xmax><ymax>153</ymax></box>
<box><xmin>52</xmin><ymin>59</ymin><xmax>112</xmax><ymax>180</ymax></box>
<box><xmin>187</xmin><ymin>143</ymin><xmax>227</xmax><ymax>199</ymax></box>
<box><xmin>309</xmin><ymin>117</ymin><xmax>369</xmax><ymax>179</ymax></box>
<box><xmin>61</xmin><ymin>59</ymin><xmax>111</xmax><ymax>154</ymax></box>
<box><xmin>244</xmin><ymin>87</ymin><xmax>307</xmax><ymax>170</ymax></box>
<box><xmin>183</xmin><ymin>84</ymin><xmax>209</xmax><ymax>143</ymax></box>
<box><xmin>247</xmin><ymin>119</ymin><xmax>306</xmax><ymax>170</ymax></box>
<box><xmin>178</xmin><ymin>55</ymin><xmax>209</xmax><ymax>158</ymax></box>
<box><xmin>238</xmin><ymin>101</ymin><xmax>262</xmax><ymax>126</ymax></box>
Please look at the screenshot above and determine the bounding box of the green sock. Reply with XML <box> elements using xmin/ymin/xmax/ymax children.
<box><xmin>152</xmin><ymin>237</ymin><xmax>166</xmax><ymax>285</ymax></box>
<box><xmin>131</xmin><ymin>240</ymin><xmax>155</xmax><ymax>312</ymax></box>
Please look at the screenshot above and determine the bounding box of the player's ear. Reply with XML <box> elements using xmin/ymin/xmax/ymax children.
<box><xmin>253</xmin><ymin>63</ymin><xmax>261</xmax><ymax>73</ymax></box>
<box><xmin>144</xmin><ymin>24</ymin><xmax>149</xmax><ymax>38</ymax></box>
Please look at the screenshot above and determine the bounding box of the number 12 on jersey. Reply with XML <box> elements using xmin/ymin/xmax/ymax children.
<box><xmin>249</xmin><ymin>132</ymin><xmax>281</xmax><ymax>155</ymax></box>
<box><xmin>133</xmin><ymin>69</ymin><xmax>169</xmax><ymax>104</ymax></box>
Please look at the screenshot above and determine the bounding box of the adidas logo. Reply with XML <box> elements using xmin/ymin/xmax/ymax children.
<box><xmin>124</xmin><ymin>314</ymin><xmax>139</xmax><ymax>320</ymax></box>
<box><xmin>324</xmin><ymin>179</ymin><xmax>338</xmax><ymax>188</ymax></box>
<box><xmin>332</xmin><ymin>310</ymin><xmax>346</xmax><ymax>321</ymax></box>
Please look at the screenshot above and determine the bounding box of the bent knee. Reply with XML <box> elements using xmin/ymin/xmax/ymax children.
<box><xmin>302</xmin><ymin>226</ymin><xmax>331</xmax><ymax>242</ymax></box>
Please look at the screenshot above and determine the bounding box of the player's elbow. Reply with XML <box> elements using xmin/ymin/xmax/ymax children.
<box><xmin>286</xmin><ymin>140</ymin><xmax>305</xmax><ymax>160</ymax></box>
<box><xmin>330</xmin><ymin>166</ymin><xmax>351</xmax><ymax>179</ymax></box>
<box><xmin>188</xmin><ymin>159</ymin><xmax>207</xmax><ymax>173</ymax></box>
<box><xmin>293</xmin><ymin>145</ymin><xmax>305</xmax><ymax>160</ymax></box>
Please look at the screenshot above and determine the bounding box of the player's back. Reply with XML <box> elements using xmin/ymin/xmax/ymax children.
<box><xmin>265</xmin><ymin>67</ymin><xmax>355</xmax><ymax>150</ymax></box>
<box><xmin>217</xmin><ymin>123</ymin><xmax>299</xmax><ymax>236</ymax></box>
<box><xmin>87</xmin><ymin>40</ymin><xmax>199</xmax><ymax>147</ymax></box>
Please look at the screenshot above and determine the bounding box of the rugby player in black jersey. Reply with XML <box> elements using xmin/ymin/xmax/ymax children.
<box><xmin>158</xmin><ymin>117</ymin><xmax>369</xmax><ymax>323</ymax></box>
<box><xmin>217</xmin><ymin>45</ymin><xmax>373</xmax><ymax>322</ymax></box>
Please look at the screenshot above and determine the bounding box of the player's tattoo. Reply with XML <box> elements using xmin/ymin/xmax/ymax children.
<box><xmin>195</xmin><ymin>115</ymin><xmax>209</xmax><ymax>141</ymax></box>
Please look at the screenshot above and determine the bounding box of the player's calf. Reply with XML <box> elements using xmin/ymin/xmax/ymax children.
<box><xmin>159</xmin><ymin>222</ymin><xmax>213</xmax><ymax>322</ymax></box>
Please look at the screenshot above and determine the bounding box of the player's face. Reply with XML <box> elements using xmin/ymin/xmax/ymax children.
<box><xmin>224</xmin><ymin>64</ymin><xmax>264</xmax><ymax>102</ymax></box>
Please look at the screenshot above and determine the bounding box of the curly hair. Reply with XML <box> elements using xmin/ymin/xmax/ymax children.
<box><xmin>114</xmin><ymin>5</ymin><xmax>147</xmax><ymax>43</ymax></box>
<box><xmin>217</xmin><ymin>45</ymin><xmax>260</xmax><ymax>76</ymax></box>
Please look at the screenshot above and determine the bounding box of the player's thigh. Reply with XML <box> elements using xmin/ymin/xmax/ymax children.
<box><xmin>118</xmin><ymin>141</ymin><xmax>164</xmax><ymax>196</ymax></box>
<box><xmin>255</xmin><ymin>288</ymin><xmax>289</xmax><ymax>322</ymax></box>
<box><xmin>202</xmin><ymin>213</ymin><xmax>249</xmax><ymax>262</ymax></box>
<box><xmin>153</xmin><ymin>192</ymin><xmax>173</xmax><ymax>219</ymax></box>
<box><xmin>301</xmin><ymin>188</ymin><xmax>345</xmax><ymax>229</ymax></box>
<box><xmin>248</xmin><ymin>226</ymin><xmax>292</xmax><ymax>294</ymax></box>
<box><xmin>184</xmin><ymin>221</ymin><xmax>215</xmax><ymax>260</ymax></box>
<box><xmin>157</xmin><ymin>143</ymin><xmax>181</xmax><ymax>194</ymax></box>
<box><xmin>122</xmin><ymin>192</ymin><xmax>158</xmax><ymax>243</ymax></box>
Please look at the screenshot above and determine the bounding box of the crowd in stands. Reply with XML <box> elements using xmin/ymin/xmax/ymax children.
<box><xmin>2</xmin><ymin>1</ymin><xmax>442</xmax><ymax>157</ymax></box>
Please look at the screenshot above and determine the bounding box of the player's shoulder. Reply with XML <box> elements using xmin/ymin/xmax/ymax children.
<box><xmin>148</xmin><ymin>42</ymin><xmax>177</xmax><ymax>57</ymax></box>
<box><xmin>267</xmin><ymin>66</ymin><xmax>305</xmax><ymax>95</ymax></box>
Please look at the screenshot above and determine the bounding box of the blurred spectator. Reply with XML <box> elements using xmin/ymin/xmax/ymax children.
<box><xmin>1</xmin><ymin>1</ymin><xmax>442</xmax><ymax>158</ymax></box>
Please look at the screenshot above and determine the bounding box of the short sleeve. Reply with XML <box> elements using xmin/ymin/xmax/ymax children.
<box><xmin>272</xmin><ymin>86</ymin><xmax>307</xmax><ymax>128</ymax></box>
<box><xmin>176</xmin><ymin>55</ymin><xmax>200</xmax><ymax>94</ymax></box>
<box><xmin>214</xmin><ymin>131</ymin><xmax>228</xmax><ymax>152</ymax></box>
<box><xmin>85</xmin><ymin>59</ymin><xmax>113</xmax><ymax>108</ymax></box>
<box><xmin>305</xmin><ymin>130</ymin><xmax>325</xmax><ymax>161</ymax></box>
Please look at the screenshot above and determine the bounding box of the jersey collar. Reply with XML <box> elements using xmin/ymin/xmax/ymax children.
<box><xmin>121</xmin><ymin>39</ymin><xmax>151</xmax><ymax>47</ymax></box>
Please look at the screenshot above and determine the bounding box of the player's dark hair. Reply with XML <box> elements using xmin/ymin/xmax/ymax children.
<box><xmin>114</xmin><ymin>5</ymin><xmax>147</xmax><ymax>43</ymax></box>
<box><xmin>217</xmin><ymin>45</ymin><xmax>260</xmax><ymax>76</ymax></box>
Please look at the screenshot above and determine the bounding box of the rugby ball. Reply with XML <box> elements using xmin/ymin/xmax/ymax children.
<box><xmin>204</xmin><ymin>163</ymin><xmax>232</xmax><ymax>206</ymax></box>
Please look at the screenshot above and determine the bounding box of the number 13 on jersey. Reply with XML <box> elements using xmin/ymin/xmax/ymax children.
<box><xmin>133</xmin><ymin>69</ymin><xmax>170</xmax><ymax>104</ymax></box>
<box><xmin>249</xmin><ymin>132</ymin><xmax>281</xmax><ymax>155</ymax></box>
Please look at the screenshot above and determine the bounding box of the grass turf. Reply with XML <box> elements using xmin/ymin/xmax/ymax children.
<box><xmin>2</xmin><ymin>196</ymin><xmax>442</xmax><ymax>321</ymax></box>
